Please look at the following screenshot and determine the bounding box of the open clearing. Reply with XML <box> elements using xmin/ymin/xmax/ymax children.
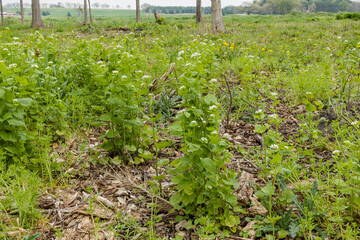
<box><xmin>0</xmin><ymin>13</ymin><xmax>360</xmax><ymax>240</ymax></box>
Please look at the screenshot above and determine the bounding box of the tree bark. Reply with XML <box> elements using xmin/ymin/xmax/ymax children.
<box><xmin>87</xmin><ymin>0</ymin><xmax>92</xmax><ymax>24</ymax></box>
<box><xmin>31</xmin><ymin>0</ymin><xmax>42</xmax><ymax>28</ymax></box>
<box><xmin>84</xmin><ymin>0</ymin><xmax>88</xmax><ymax>25</ymax></box>
<box><xmin>211</xmin><ymin>0</ymin><xmax>225</xmax><ymax>33</ymax></box>
<box><xmin>0</xmin><ymin>0</ymin><xmax>4</xmax><ymax>26</ymax></box>
<box><xmin>136</xmin><ymin>0</ymin><xmax>140</xmax><ymax>22</ymax></box>
<box><xmin>196</xmin><ymin>0</ymin><xmax>202</xmax><ymax>23</ymax></box>
<box><xmin>20</xmin><ymin>0</ymin><xmax>24</xmax><ymax>25</ymax></box>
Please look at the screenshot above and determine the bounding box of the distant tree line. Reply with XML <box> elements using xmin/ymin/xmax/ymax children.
<box><xmin>240</xmin><ymin>0</ymin><xmax>358</xmax><ymax>14</ymax></box>
<box><xmin>141</xmin><ymin>4</ymin><xmax>240</xmax><ymax>15</ymax></box>
<box><xmin>141</xmin><ymin>0</ymin><xmax>359</xmax><ymax>16</ymax></box>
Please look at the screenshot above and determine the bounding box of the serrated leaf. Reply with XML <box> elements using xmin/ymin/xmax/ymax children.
<box><xmin>169</xmin><ymin>121</ymin><xmax>183</xmax><ymax>136</ymax></box>
<box><xmin>169</xmin><ymin>193</ymin><xmax>182</xmax><ymax>205</ymax></box>
<box><xmin>158</xmin><ymin>158</ymin><xmax>169</xmax><ymax>167</ymax></box>
<box><xmin>204</xmin><ymin>94</ymin><xmax>218</xmax><ymax>105</ymax></box>
<box><xmin>225</xmin><ymin>215</ymin><xmax>239</xmax><ymax>227</ymax></box>
<box><xmin>201</xmin><ymin>158</ymin><xmax>215</xmax><ymax>172</ymax></box>
<box><xmin>187</xmin><ymin>143</ymin><xmax>200</xmax><ymax>152</ymax></box>
<box><xmin>7</xmin><ymin>119</ymin><xmax>26</xmax><ymax>127</ymax></box>
<box><xmin>280</xmin><ymin>189</ymin><xmax>294</xmax><ymax>204</ymax></box>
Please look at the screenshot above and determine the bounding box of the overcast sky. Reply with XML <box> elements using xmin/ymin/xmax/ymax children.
<box><xmin>2</xmin><ymin>0</ymin><xmax>247</xmax><ymax>7</ymax></box>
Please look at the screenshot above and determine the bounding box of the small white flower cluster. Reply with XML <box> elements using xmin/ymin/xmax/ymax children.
<box><xmin>209</xmin><ymin>105</ymin><xmax>217</xmax><ymax>110</ymax></box>
<box><xmin>270</xmin><ymin>92</ymin><xmax>278</xmax><ymax>96</ymax></box>
<box><xmin>268</xmin><ymin>114</ymin><xmax>278</xmax><ymax>119</ymax></box>
<box><xmin>142</xmin><ymin>75</ymin><xmax>151</xmax><ymax>80</ymax></box>
<box><xmin>178</xmin><ymin>50</ymin><xmax>185</xmax><ymax>57</ymax></box>
<box><xmin>201</xmin><ymin>137</ymin><xmax>208</xmax><ymax>143</ymax></box>
<box><xmin>270</xmin><ymin>144</ymin><xmax>279</xmax><ymax>150</ymax></box>
<box><xmin>255</xmin><ymin>109</ymin><xmax>263</xmax><ymax>114</ymax></box>
<box><xmin>351</xmin><ymin>121</ymin><xmax>359</xmax><ymax>126</ymax></box>
<box><xmin>332</xmin><ymin>150</ymin><xmax>340</xmax><ymax>156</ymax></box>
<box><xmin>190</xmin><ymin>52</ymin><xmax>201</xmax><ymax>58</ymax></box>
<box><xmin>190</xmin><ymin>121</ymin><xmax>198</xmax><ymax>127</ymax></box>
<box><xmin>209</xmin><ymin>79</ymin><xmax>217</xmax><ymax>83</ymax></box>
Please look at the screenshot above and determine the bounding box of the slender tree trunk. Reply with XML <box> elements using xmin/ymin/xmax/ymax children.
<box><xmin>84</xmin><ymin>0</ymin><xmax>88</xmax><ymax>25</ymax></box>
<box><xmin>31</xmin><ymin>0</ymin><xmax>42</xmax><ymax>28</ymax></box>
<box><xmin>136</xmin><ymin>0</ymin><xmax>140</xmax><ymax>22</ymax></box>
<box><xmin>87</xmin><ymin>0</ymin><xmax>92</xmax><ymax>24</ymax></box>
<box><xmin>196</xmin><ymin>0</ymin><xmax>202</xmax><ymax>23</ymax></box>
<box><xmin>211</xmin><ymin>0</ymin><xmax>225</xmax><ymax>33</ymax></box>
<box><xmin>0</xmin><ymin>0</ymin><xmax>4</xmax><ymax>26</ymax></box>
<box><xmin>20</xmin><ymin>0</ymin><xmax>24</xmax><ymax>25</ymax></box>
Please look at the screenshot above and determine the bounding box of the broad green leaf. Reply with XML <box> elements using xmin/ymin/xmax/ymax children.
<box><xmin>187</xmin><ymin>143</ymin><xmax>200</xmax><ymax>152</ymax></box>
<box><xmin>280</xmin><ymin>189</ymin><xmax>294</xmax><ymax>204</ymax></box>
<box><xmin>271</xmin><ymin>153</ymin><xmax>282</xmax><ymax>163</ymax></box>
<box><xmin>225</xmin><ymin>215</ymin><xmax>239</xmax><ymax>227</ymax></box>
<box><xmin>158</xmin><ymin>158</ymin><xmax>169</xmax><ymax>167</ymax></box>
<box><xmin>0</xmin><ymin>89</ymin><xmax>6</xmax><ymax>99</ymax></box>
<box><xmin>0</xmin><ymin>131</ymin><xmax>17</xmax><ymax>142</ymax></box>
<box><xmin>125</xmin><ymin>145</ymin><xmax>137</xmax><ymax>152</ymax></box>
<box><xmin>155</xmin><ymin>141</ymin><xmax>171</xmax><ymax>149</ymax></box>
<box><xmin>7</xmin><ymin>119</ymin><xmax>26</xmax><ymax>128</ymax></box>
<box><xmin>201</xmin><ymin>158</ymin><xmax>215</xmax><ymax>172</ymax></box>
<box><xmin>169</xmin><ymin>193</ymin><xmax>182</xmax><ymax>205</ymax></box>
<box><xmin>204</xmin><ymin>94</ymin><xmax>218</xmax><ymax>105</ymax></box>
<box><xmin>18</xmin><ymin>98</ymin><xmax>34</xmax><ymax>107</ymax></box>
<box><xmin>278</xmin><ymin>230</ymin><xmax>288</xmax><ymax>239</ymax></box>
<box><xmin>303</xmin><ymin>100</ymin><xmax>316</xmax><ymax>112</ymax></box>
<box><xmin>169</xmin><ymin>121</ymin><xmax>183</xmax><ymax>136</ymax></box>
<box><xmin>254</xmin><ymin>124</ymin><xmax>267</xmax><ymax>133</ymax></box>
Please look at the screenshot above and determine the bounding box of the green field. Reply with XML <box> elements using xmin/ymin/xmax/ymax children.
<box><xmin>0</xmin><ymin>12</ymin><xmax>360</xmax><ymax>240</ymax></box>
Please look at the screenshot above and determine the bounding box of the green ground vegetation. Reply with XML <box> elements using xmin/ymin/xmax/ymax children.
<box><xmin>0</xmin><ymin>12</ymin><xmax>360</xmax><ymax>239</ymax></box>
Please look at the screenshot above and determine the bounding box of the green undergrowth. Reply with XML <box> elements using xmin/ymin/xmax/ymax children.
<box><xmin>0</xmin><ymin>13</ymin><xmax>360</xmax><ymax>239</ymax></box>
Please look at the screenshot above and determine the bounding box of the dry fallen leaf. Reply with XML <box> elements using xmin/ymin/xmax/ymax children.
<box><xmin>243</xmin><ymin>220</ymin><xmax>257</xmax><ymax>240</ymax></box>
<box><xmin>236</xmin><ymin>172</ymin><xmax>256</xmax><ymax>204</ymax></box>
<box><xmin>248</xmin><ymin>196</ymin><xmax>268</xmax><ymax>216</ymax></box>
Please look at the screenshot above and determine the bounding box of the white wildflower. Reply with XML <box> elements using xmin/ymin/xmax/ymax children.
<box><xmin>190</xmin><ymin>52</ymin><xmax>201</xmax><ymax>58</ymax></box>
<box><xmin>210</xmin><ymin>114</ymin><xmax>215</xmax><ymax>118</ymax></box>
<box><xmin>223</xmin><ymin>133</ymin><xmax>230</xmax><ymax>139</ymax></box>
<box><xmin>270</xmin><ymin>144</ymin><xmax>279</xmax><ymax>150</ymax></box>
<box><xmin>122</xmin><ymin>75</ymin><xmax>127</xmax><ymax>79</ymax></box>
<box><xmin>201</xmin><ymin>137</ymin><xmax>208</xmax><ymax>143</ymax></box>
<box><xmin>190</xmin><ymin>121</ymin><xmax>198</xmax><ymax>127</ymax></box>
<box><xmin>268</xmin><ymin>114</ymin><xmax>278</xmax><ymax>119</ymax></box>
<box><xmin>211</xmin><ymin>131</ymin><xmax>218</xmax><ymax>135</ymax></box>
<box><xmin>255</xmin><ymin>109</ymin><xmax>262</xmax><ymax>114</ymax></box>
<box><xmin>179</xmin><ymin>86</ymin><xmax>186</xmax><ymax>90</ymax></box>
<box><xmin>112</xmin><ymin>70</ymin><xmax>119</xmax><ymax>74</ymax></box>
<box><xmin>209</xmin><ymin>105</ymin><xmax>217</xmax><ymax>110</ymax></box>
<box><xmin>351</xmin><ymin>121</ymin><xmax>358</xmax><ymax>126</ymax></box>
<box><xmin>332</xmin><ymin>150</ymin><xmax>340</xmax><ymax>156</ymax></box>
<box><xmin>13</xmin><ymin>99</ymin><xmax>18</xmax><ymax>102</ymax></box>
<box><xmin>9</xmin><ymin>63</ymin><xmax>17</xmax><ymax>68</ymax></box>
<box><xmin>178</xmin><ymin>50</ymin><xmax>185</xmax><ymax>56</ymax></box>
<box><xmin>270</xmin><ymin>92</ymin><xmax>278</xmax><ymax>96</ymax></box>
<box><xmin>209</xmin><ymin>79</ymin><xmax>217</xmax><ymax>83</ymax></box>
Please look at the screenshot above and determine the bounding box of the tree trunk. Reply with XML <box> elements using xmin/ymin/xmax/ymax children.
<box><xmin>20</xmin><ymin>0</ymin><xmax>24</xmax><ymax>25</ymax></box>
<box><xmin>87</xmin><ymin>0</ymin><xmax>92</xmax><ymax>24</ymax></box>
<box><xmin>31</xmin><ymin>0</ymin><xmax>42</xmax><ymax>28</ymax></box>
<box><xmin>196</xmin><ymin>0</ymin><xmax>202</xmax><ymax>23</ymax></box>
<box><xmin>136</xmin><ymin>0</ymin><xmax>140</xmax><ymax>22</ymax></box>
<box><xmin>211</xmin><ymin>0</ymin><xmax>225</xmax><ymax>33</ymax></box>
<box><xmin>84</xmin><ymin>0</ymin><xmax>88</xmax><ymax>25</ymax></box>
<box><xmin>0</xmin><ymin>0</ymin><xmax>4</xmax><ymax>26</ymax></box>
